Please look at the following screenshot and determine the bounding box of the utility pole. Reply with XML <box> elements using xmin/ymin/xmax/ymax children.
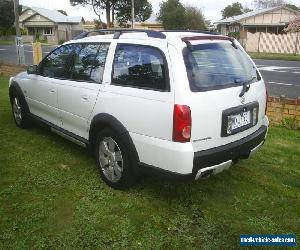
<box><xmin>13</xmin><ymin>0</ymin><xmax>25</xmax><ymax>64</ymax></box>
<box><xmin>14</xmin><ymin>0</ymin><xmax>20</xmax><ymax>36</ymax></box>
<box><xmin>131</xmin><ymin>0</ymin><xmax>134</xmax><ymax>29</ymax></box>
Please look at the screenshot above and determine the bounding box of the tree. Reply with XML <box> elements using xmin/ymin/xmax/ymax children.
<box><xmin>253</xmin><ymin>0</ymin><xmax>286</xmax><ymax>9</ymax></box>
<box><xmin>221</xmin><ymin>2</ymin><xmax>243</xmax><ymax>19</ymax></box>
<box><xmin>284</xmin><ymin>16</ymin><xmax>300</xmax><ymax>32</ymax></box>
<box><xmin>70</xmin><ymin>0</ymin><xmax>115</xmax><ymax>28</ymax></box>
<box><xmin>115</xmin><ymin>0</ymin><xmax>152</xmax><ymax>27</ymax></box>
<box><xmin>184</xmin><ymin>5</ymin><xmax>206</xmax><ymax>30</ymax></box>
<box><xmin>285</xmin><ymin>4</ymin><xmax>299</xmax><ymax>11</ymax></box>
<box><xmin>57</xmin><ymin>10</ymin><xmax>68</xmax><ymax>16</ymax></box>
<box><xmin>157</xmin><ymin>1</ymin><xmax>207</xmax><ymax>30</ymax></box>
<box><xmin>243</xmin><ymin>7</ymin><xmax>253</xmax><ymax>13</ymax></box>
<box><xmin>93</xmin><ymin>18</ymin><xmax>107</xmax><ymax>29</ymax></box>
<box><xmin>0</xmin><ymin>0</ymin><xmax>15</xmax><ymax>30</ymax></box>
<box><xmin>70</xmin><ymin>0</ymin><xmax>152</xmax><ymax>28</ymax></box>
<box><xmin>157</xmin><ymin>0</ymin><xmax>187</xmax><ymax>30</ymax></box>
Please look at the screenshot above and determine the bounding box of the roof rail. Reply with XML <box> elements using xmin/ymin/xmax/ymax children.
<box><xmin>73</xmin><ymin>29</ymin><xmax>166</xmax><ymax>40</ymax></box>
<box><xmin>163</xmin><ymin>30</ymin><xmax>219</xmax><ymax>35</ymax></box>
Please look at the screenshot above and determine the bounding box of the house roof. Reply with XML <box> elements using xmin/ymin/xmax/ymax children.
<box><xmin>215</xmin><ymin>5</ymin><xmax>299</xmax><ymax>24</ymax></box>
<box><xmin>22</xmin><ymin>7</ymin><xmax>82</xmax><ymax>24</ymax></box>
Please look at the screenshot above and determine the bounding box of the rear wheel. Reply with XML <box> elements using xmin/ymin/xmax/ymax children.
<box><xmin>95</xmin><ymin>128</ymin><xmax>136</xmax><ymax>189</ymax></box>
<box><xmin>11</xmin><ymin>93</ymin><xmax>31</xmax><ymax>128</ymax></box>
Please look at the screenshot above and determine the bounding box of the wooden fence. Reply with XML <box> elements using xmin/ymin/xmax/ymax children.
<box><xmin>245</xmin><ymin>32</ymin><xmax>300</xmax><ymax>54</ymax></box>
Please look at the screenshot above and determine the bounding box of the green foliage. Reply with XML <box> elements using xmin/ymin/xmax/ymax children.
<box><xmin>0</xmin><ymin>0</ymin><xmax>15</xmax><ymax>30</ymax></box>
<box><xmin>248</xmin><ymin>52</ymin><xmax>300</xmax><ymax>61</ymax></box>
<box><xmin>35</xmin><ymin>32</ymin><xmax>41</xmax><ymax>41</ymax></box>
<box><xmin>221</xmin><ymin>2</ymin><xmax>243</xmax><ymax>19</ymax></box>
<box><xmin>281</xmin><ymin>117</ymin><xmax>299</xmax><ymax>130</ymax></box>
<box><xmin>115</xmin><ymin>0</ymin><xmax>152</xmax><ymax>27</ymax></box>
<box><xmin>93</xmin><ymin>19</ymin><xmax>107</xmax><ymax>29</ymax></box>
<box><xmin>70</xmin><ymin>0</ymin><xmax>152</xmax><ymax>27</ymax></box>
<box><xmin>285</xmin><ymin>4</ymin><xmax>300</xmax><ymax>11</ymax></box>
<box><xmin>184</xmin><ymin>6</ymin><xmax>206</xmax><ymax>30</ymax></box>
<box><xmin>157</xmin><ymin>0</ymin><xmax>186</xmax><ymax>30</ymax></box>
<box><xmin>228</xmin><ymin>31</ymin><xmax>240</xmax><ymax>39</ymax></box>
<box><xmin>284</xmin><ymin>16</ymin><xmax>300</xmax><ymax>33</ymax></box>
<box><xmin>0</xmin><ymin>28</ymin><xmax>27</xmax><ymax>36</ymax></box>
<box><xmin>243</xmin><ymin>7</ymin><xmax>253</xmax><ymax>13</ymax></box>
<box><xmin>157</xmin><ymin>0</ymin><xmax>207</xmax><ymax>30</ymax></box>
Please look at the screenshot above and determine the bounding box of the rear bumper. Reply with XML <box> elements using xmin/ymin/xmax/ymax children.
<box><xmin>193</xmin><ymin>125</ymin><xmax>268</xmax><ymax>175</ymax></box>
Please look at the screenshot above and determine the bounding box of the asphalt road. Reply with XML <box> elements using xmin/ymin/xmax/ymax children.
<box><xmin>0</xmin><ymin>44</ymin><xmax>57</xmax><ymax>65</ymax></box>
<box><xmin>0</xmin><ymin>44</ymin><xmax>299</xmax><ymax>98</ymax></box>
<box><xmin>254</xmin><ymin>59</ymin><xmax>300</xmax><ymax>99</ymax></box>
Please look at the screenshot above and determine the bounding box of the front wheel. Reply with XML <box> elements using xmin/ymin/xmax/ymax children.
<box><xmin>11</xmin><ymin>94</ymin><xmax>31</xmax><ymax>128</ymax></box>
<box><xmin>95</xmin><ymin>128</ymin><xmax>136</xmax><ymax>189</ymax></box>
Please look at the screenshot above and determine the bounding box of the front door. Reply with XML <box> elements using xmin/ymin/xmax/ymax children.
<box><xmin>56</xmin><ymin>42</ymin><xmax>110</xmax><ymax>139</ymax></box>
<box><xmin>26</xmin><ymin>44</ymin><xmax>75</xmax><ymax>126</ymax></box>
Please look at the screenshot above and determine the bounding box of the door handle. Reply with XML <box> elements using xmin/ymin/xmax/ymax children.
<box><xmin>81</xmin><ymin>95</ymin><xmax>88</xmax><ymax>101</ymax></box>
<box><xmin>49</xmin><ymin>89</ymin><xmax>55</xmax><ymax>93</ymax></box>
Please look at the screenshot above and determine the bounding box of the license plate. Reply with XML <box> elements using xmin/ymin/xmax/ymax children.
<box><xmin>221</xmin><ymin>102</ymin><xmax>259</xmax><ymax>137</ymax></box>
<box><xmin>230</xmin><ymin>111</ymin><xmax>251</xmax><ymax>130</ymax></box>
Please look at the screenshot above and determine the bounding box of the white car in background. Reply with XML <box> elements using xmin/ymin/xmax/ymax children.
<box><xmin>9</xmin><ymin>29</ymin><xmax>269</xmax><ymax>189</ymax></box>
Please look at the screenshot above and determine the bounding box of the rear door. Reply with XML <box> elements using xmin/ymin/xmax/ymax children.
<box><xmin>177</xmin><ymin>40</ymin><xmax>267</xmax><ymax>151</ymax></box>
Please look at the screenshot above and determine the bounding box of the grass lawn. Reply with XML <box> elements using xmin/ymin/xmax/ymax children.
<box><xmin>0</xmin><ymin>77</ymin><xmax>299</xmax><ymax>249</ymax></box>
<box><xmin>0</xmin><ymin>40</ymin><xmax>15</xmax><ymax>45</ymax></box>
<box><xmin>248</xmin><ymin>52</ymin><xmax>300</xmax><ymax>61</ymax></box>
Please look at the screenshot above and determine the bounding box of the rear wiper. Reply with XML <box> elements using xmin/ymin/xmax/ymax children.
<box><xmin>239</xmin><ymin>76</ymin><xmax>256</xmax><ymax>97</ymax></box>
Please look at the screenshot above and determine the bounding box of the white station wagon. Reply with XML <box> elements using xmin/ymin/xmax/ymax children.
<box><xmin>9</xmin><ymin>29</ymin><xmax>269</xmax><ymax>189</ymax></box>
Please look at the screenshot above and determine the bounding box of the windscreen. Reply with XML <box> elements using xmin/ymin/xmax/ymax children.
<box><xmin>183</xmin><ymin>42</ymin><xmax>260</xmax><ymax>92</ymax></box>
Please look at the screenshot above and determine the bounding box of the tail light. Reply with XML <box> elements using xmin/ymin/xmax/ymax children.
<box><xmin>173</xmin><ymin>104</ymin><xmax>191</xmax><ymax>142</ymax></box>
<box><xmin>265</xmin><ymin>86</ymin><xmax>268</xmax><ymax>115</ymax></box>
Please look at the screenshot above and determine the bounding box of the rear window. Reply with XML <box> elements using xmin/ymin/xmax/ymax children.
<box><xmin>183</xmin><ymin>42</ymin><xmax>260</xmax><ymax>92</ymax></box>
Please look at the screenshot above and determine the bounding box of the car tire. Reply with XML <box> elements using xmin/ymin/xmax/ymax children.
<box><xmin>95</xmin><ymin>128</ymin><xmax>136</xmax><ymax>189</ymax></box>
<box><xmin>10</xmin><ymin>92</ymin><xmax>31</xmax><ymax>129</ymax></box>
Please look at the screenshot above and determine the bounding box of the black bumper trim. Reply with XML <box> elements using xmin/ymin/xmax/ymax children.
<box><xmin>193</xmin><ymin>125</ymin><xmax>268</xmax><ymax>174</ymax></box>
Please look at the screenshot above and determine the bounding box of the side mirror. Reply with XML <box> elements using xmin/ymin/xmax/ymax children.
<box><xmin>27</xmin><ymin>65</ymin><xmax>39</xmax><ymax>75</ymax></box>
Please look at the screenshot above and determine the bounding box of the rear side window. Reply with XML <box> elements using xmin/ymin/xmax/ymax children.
<box><xmin>40</xmin><ymin>44</ymin><xmax>74</xmax><ymax>79</ymax></box>
<box><xmin>112</xmin><ymin>44</ymin><xmax>168</xmax><ymax>91</ymax></box>
<box><xmin>183</xmin><ymin>42</ymin><xmax>260</xmax><ymax>92</ymax></box>
<box><xmin>71</xmin><ymin>43</ymin><xmax>109</xmax><ymax>83</ymax></box>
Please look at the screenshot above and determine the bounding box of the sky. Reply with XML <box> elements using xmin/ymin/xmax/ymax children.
<box><xmin>19</xmin><ymin>0</ymin><xmax>300</xmax><ymax>23</ymax></box>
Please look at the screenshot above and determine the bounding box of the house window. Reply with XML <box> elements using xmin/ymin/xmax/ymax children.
<box><xmin>36</xmin><ymin>14</ymin><xmax>41</xmax><ymax>19</ymax></box>
<box><xmin>247</xmin><ymin>27</ymin><xmax>256</xmax><ymax>33</ymax></box>
<box><xmin>44</xmin><ymin>27</ymin><xmax>53</xmax><ymax>35</ymax></box>
<box><xmin>267</xmin><ymin>26</ymin><xmax>277</xmax><ymax>34</ymax></box>
<box><xmin>257</xmin><ymin>27</ymin><xmax>266</xmax><ymax>33</ymax></box>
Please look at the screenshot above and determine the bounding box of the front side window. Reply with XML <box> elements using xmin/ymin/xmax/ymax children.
<box><xmin>112</xmin><ymin>44</ymin><xmax>168</xmax><ymax>91</ymax></box>
<box><xmin>71</xmin><ymin>43</ymin><xmax>109</xmax><ymax>83</ymax></box>
<box><xmin>40</xmin><ymin>44</ymin><xmax>74</xmax><ymax>79</ymax></box>
<box><xmin>183</xmin><ymin>42</ymin><xmax>260</xmax><ymax>92</ymax></box>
